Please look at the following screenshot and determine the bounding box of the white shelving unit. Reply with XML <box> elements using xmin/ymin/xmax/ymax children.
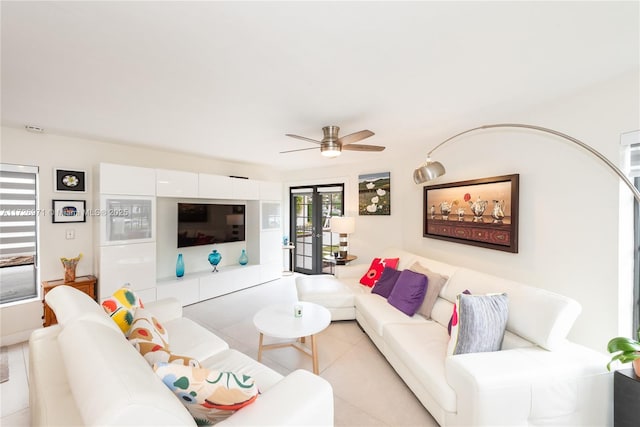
<box><xmin>97</xmin><ymin>162</ymin><xmax>283</xmax><ymax>305</ymax></box>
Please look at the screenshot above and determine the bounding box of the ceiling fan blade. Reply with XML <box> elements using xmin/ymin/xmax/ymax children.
<box><xmin>279</xmin><ymin>147</ymin><xmax>321</xmax><ymax>154</ymax></box>
<box><xmin>342</xmin><ymin>144</ymin><xmax>385</xmax><ymax>152</ymax></box>
<box><xmin>285</xmin><ymin>134</ymin><xmax>322</xmax><ymax>145</ymax></box>
<box><xmin>337</xmin><ymin>130</ymin><xmax>374</xmax><ymax>145</ymax></box>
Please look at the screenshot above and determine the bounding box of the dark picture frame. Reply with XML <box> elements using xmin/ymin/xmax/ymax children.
<box><xmin>52</xmin><ymin>199</ymin><xmax>86</xmax><ymax>223</ymax></box>
<box><xmin>423</xmin><ymin>174</ymin><xmax>519</xmax><ymax>253</ymax></box>
<box><xmin>54</xmin><ymin>168</ymin><xmax>86</xmax><ymax>192</ymax></box>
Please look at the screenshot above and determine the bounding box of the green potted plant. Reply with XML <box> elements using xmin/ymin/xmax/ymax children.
<box><xmin>607</xmin><ymin>327</ymin><xmax>640</xmax><ymax>376</ymax></box>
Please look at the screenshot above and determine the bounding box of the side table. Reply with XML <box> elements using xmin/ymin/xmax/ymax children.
<box><xmin>614</xmin><ymin>368</ymin><xmax>640</xmax><ymax>427</ymax></box>
<box><xmin>323</xmin><ymin>254</ymin><xmax>358</xmax><ymax>275</ymax></box>
<box><xmin>42</xmin><ymin>275</ymin><xmax>98</xmax><ymax>327</ymax></box>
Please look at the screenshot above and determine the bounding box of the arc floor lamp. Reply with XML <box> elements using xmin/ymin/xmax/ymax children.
<box><xmin>412</xmin><ymin>123</ymin><xmax>640</xmax><ymax>204</ymax></box>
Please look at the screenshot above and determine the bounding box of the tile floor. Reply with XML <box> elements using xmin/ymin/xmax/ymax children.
<box><xmin>0</xmin><ymin>274</ymin><xmax>438</xmax><ymax>426</ymax></box>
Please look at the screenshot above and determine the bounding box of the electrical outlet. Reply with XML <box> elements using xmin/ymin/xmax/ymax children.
<box><xmin>65</xmin><ymin>229</ymin><xmax>75</xmax><ymax>240</ymax></box>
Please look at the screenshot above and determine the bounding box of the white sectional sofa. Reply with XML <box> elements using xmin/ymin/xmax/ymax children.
<box><xmin>29</xmin><ymin>285</ymin><xmax>334</xmax><ymax>426</ymax></box>
<box><xmin>297</xmin><ymin>248</ymin><xmax>612</xmax><ymax>426</ymax></box>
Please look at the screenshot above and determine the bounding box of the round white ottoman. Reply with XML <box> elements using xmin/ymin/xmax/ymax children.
<box><xmin>295</xmin><ymin>275</ymin><xmax>358</xmax><ymax>321</ymax></box>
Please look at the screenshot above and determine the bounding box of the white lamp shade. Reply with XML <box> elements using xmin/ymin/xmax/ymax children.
<box><xmin>331</xmin><ymin>216</ymin><xmax>355</xmax><ymax>234</ymax></box>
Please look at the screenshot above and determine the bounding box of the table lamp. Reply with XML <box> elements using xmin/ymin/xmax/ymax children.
<box><xmin>330</xmin><ymin>216</ymin><xmax>355</xmax><ymax>259</ymax></box>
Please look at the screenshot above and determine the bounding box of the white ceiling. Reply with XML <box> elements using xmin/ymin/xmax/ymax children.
<box><xmin>2</xmin><ymin>1</ymin><xmax>639</xmax><ymax>171</ymax></box>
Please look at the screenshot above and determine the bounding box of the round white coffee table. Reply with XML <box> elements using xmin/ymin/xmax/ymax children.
<box><xmin>253</xmin><ymin>302</ymin><xmax>331</xmax><ymax>374</ymax></box>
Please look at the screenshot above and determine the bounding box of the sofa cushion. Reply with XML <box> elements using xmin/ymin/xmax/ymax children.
<box><xmin>57</xmin><ymin>319</ymin><xmax>195</xmax><ymax>425</ymax></box>
<box><xmin>355</xmin><ymin>293</ymin><xmax>428</xmax><ymax>338</ymax></box>
<box><xmin>28</xmin><ymin>326</ymin><xmax>85</xmax><ymax>426</ymax></box>
<box><xmin>154</xmin><ymin>363</ymin><xmax>258</xmax><ymax>425</ymax></box>
<box><xmin>101</xmin><ymin>286</ymin><xmax>145</xmax><ymax>334</ymax></box>
<box><xmin>443</xmin><ymin>268</ymin><xmax>581</xmax><ymax>351</ymax></box>
<box><xmin>387</xmin><ymin>270</ymin><xmax>428</xmax><ymax>316</ymax></box>
<box><xmin>383</xmin><ymin>322</ymin><xmax>457</xmax><ymax>413</ymax></box>
<box><xmin>448</xmin><ymin>293</ymin><xmax>509</xmax><ymax>356</ymax></box>
<box><xmin>163</xmin><ymin>317</ymin><xmax>230</xmax><ymax>362</ymax></box>
<box><xmin>371</xmin><ymin>267</ymin><xmax>402</xmax><ymax>298</ymax></box>
<box><xmin>359</xmin><ymin>257</ymin><xmax>400</xmax><ymax>287</ymax></box>
<box><xmin>409</xmin><ymin>262</ymin><xmax>448</xmax><ymax>319</ymax></box>
<box><xmin>296</xmin><ymin>275</ymin><xmax>363</xmax><ymax>308</ymax></box>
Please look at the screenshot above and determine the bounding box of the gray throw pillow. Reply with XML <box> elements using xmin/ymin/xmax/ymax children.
<box><xmin>409</xmin><ymin>262</ymin><xmax>448</xmax><ymax>319</ymax></box>
<box><xmin>448</xmin><ymin>293</ymin><xmax>509</xmax><ymax>356</ymax></box>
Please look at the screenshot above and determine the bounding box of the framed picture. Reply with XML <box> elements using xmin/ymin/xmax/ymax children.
<box><xmin>423</xmin><ymin>174</ymin><xmax>519</xmax><ymax>253</ymax></box>
<box><xmin>54</xmin><ymin>168</ymin><xmax>86</xmax><ymax>192</ymax></box>
<box><xmin>52</xmin><ymin>200</ymin><xmax>86</xmax><ymax>223</ymax></box>
<box><xmin>359</xmin><ymin>172</ymin><xmax>391</xmax><ymax>215</ymax></box>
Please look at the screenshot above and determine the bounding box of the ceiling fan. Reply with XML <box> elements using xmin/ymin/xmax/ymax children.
<box><xmin>280</xmin><ymin>125</ymin><xmax>385</xmax><ymax>158</ymax></box>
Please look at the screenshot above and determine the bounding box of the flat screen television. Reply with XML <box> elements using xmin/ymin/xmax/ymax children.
<box><xmin>177</xmin><ymin>203</ymin><xmax>245</xmax><ymax>248</ymax></box>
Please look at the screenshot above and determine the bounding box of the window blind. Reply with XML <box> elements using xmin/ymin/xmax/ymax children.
<box><xmin>0</xmin><ymin>164</ymin><xmax>38</xmax><ymax>265</ymax></box>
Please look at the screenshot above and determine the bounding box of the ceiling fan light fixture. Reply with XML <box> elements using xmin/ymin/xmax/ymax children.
<box><xmin>321</xmin><ymin>143</ymin><xmax>341</xmax><ymax>158</ymax></box>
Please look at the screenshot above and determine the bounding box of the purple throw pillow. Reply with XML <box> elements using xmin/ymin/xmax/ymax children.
<box><xmin>387</xmin><ymin>270</ymin><xmax>428</xmax><ymax>316</ymax></box>
<box><xmin>371</xmin><ymin>267</ymin><xmax>402</xmax><ymax>298</ymax></box>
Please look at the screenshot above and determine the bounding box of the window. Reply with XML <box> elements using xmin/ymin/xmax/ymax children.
<box><xmin>0</xmin><ymin>164</ymin><xmax>39</xmax><ymax>305</ymax></box>
<box><xmin>631</xmin><ymin>142</ymin><xmax>640</xmax><ymax>334</ymax></box>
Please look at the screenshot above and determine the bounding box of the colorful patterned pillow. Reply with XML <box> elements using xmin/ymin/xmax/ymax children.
<box><xmin>101</xmin><ymin>286</ymin><xmax>144</xmax><ymax>334</ymax></box>
<box><xmin>154</xmin><ymin>363</ymin><xmax>259</xmax><ymax>425</ymax></box>
<box><xmin>128</xmin><ymin>308</ymin><xmax>172</xmax><ymax>363</ymax></box>
<box><xmin>447</xmin><ymin>293</ymin><xmax>509</xmax><ymax>356</ymax></box>
<box><xmin>359</xmin><ymin>257</ymin><xmax>400</xmax><ymax>287</ymax></box>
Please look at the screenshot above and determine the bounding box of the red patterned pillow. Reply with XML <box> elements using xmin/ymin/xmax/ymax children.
<box><xmin>359</xmin><ymin>257</ymin><xmax>400</xmax><ymax>287</ymax></box>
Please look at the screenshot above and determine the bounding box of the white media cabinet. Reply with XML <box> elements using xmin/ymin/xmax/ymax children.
<box><xmin>96</xmin><ymin>162</ymin><xmax>283</xmax><ymax>305</ymax></box>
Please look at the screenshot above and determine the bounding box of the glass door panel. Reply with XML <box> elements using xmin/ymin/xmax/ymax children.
<box><xmin>290</xmin><ymin>185</ymin><xmax>343</xmax><ymax>275</ymax></box>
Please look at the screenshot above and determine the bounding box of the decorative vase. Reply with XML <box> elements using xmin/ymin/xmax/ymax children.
<box><xmin>60</xmin><ymin>254</ymin><xmax>82</xmax><ymax>283</ymax></box>
<box><xmin>208</xmin><ymin>249</ymin><xmax>222</xmax><ymax>272</ymax></box>
<box><xmin>176</xmin><ymin>253</ymin><xmax>185</xmax><ymax>277</ymax></box>
<box><xmin>634</xmin><ymin>358</ymin><xmax>640</xmax><ymax>377</ymax></box>
<box><xmin>469</xmin><ymin>197</ymin><xmax>488</xmax><ymax>222</ymax></box>
<box><xmin>239</xmin><ymin>249</ymin><xmax>248</xmax><ymax>266</ymax></box>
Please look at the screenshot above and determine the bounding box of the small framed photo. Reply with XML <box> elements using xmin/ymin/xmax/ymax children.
<box><xmin>52</xmin><ymin>200</ymin><xmax>86</xmax><ymax>223</ymax></box>
<box><xmin>54</xmin><ymin>168</ymin><xmax>86</xmax><ymax>192</ymax></box>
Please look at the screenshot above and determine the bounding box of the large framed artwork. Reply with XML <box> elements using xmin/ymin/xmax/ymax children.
<box><xmin>358</xmin><ymin>172</ymin><xmax>390</xmax><ymax>215</ymax></box>
<box><xmin>423</xmin><ymin>174</ymin><xmax>519</xmax><ymax>253</ymax></box>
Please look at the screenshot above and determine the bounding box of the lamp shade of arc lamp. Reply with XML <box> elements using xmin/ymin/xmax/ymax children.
<box><xmin>412</xmin><ymin>123</ymin><xmax>640</xmax><ymax>204</ymax></box>
<box><xmin>330</xmin><ymin>216</ymin><xmax>355</xmax><ymax>258</ymax></box>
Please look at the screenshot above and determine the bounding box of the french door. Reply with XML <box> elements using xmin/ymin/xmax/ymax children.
<box><xmin>290</xmin><ymin>185</ymin><xmax>344</xmax><ymax>275</ymax></box>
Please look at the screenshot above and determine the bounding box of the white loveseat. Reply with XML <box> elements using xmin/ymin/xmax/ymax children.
<box><xmin>296</xmin><ymin>248</ymin><xmax>612</xmax><ymax>426</ymax></box>
<box><xmin>29</xmin><ymin>285</ymin><xmax>334</xmax><ymax>426</ymax></box>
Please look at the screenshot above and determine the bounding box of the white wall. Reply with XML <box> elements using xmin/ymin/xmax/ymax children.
<box><xmin>1</xmin><ymin>71</ymin><xmax>637</xmax><ymax>351</ymax></box>
<box><xmin>285</xmin><ymin>71</ymin><xmax>639</xmax><ymax>352</ymax></box>
<box><xmin>0</xmin><ymin>128</ymin><xmax>281</xmax><ymax>345</ymax></box>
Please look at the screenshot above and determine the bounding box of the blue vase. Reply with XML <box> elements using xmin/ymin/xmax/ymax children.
<box><xmin>239</xmin><ymin>249</ymin><xmax>248</xmax><ymax>266</ymax></box>
<box><xmin>208</xmin><ymin>249</ymin><xmax>222</xmax><ymax>272</ymax></box>
<box><xmin>176</xmin><ymin>253</ymin><xmax>185</xmax><ymax>277</ymax></box>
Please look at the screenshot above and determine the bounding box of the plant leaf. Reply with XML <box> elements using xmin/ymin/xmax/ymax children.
<box><xmin>607</xmin><ymin>337</ymin><xmax>640</xmax><ymax>353</ymax></box>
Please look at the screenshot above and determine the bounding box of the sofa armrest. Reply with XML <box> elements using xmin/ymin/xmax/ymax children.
<box><xmin>219</xmin><ymin>369</ymin><xmax>334</xmax><ymax>426</ymax></box>
<box><xmin>445</xmin><ymin>345</ymin><xmax>612</xmax><ymax>426</ymax></box>
<box><xmin>143</xmin><ymin>297</ymin><xmax>183</xmax><ymax>323</ymax></box>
